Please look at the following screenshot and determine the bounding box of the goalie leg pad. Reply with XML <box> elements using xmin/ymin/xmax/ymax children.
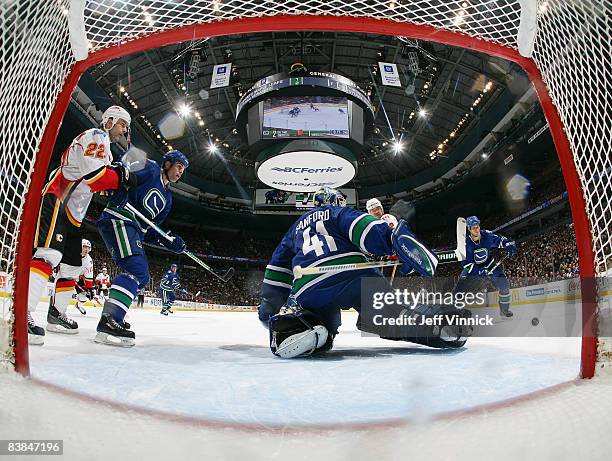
<box><xmin>376</xmin><ymin>304</ymin><xmax>473</xmax><ymax>349</ymax></box>
<box><xmin>269</xmin><ymin>309</ymin><xmax>332</xmax><ymax>358</ymax></box>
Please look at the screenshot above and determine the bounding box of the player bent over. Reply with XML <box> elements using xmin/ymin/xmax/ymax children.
<box><xmin>73</xmin><ymin>239</ymin><xmax>94</xmax><ymax>315</ymax></box>
<box><xmin>28</xmin><ymin>106</ymin><xmax>135</xmax><ymax>344</ymax></box>
<box><xmin>159</xmin><ymin>263</ymin><xmax>182</xmax><ymax>315</ymax></box>
<box><xmin>94</xmin><ymin>151</ymin><xmax>189</xmax><ymax>346</ymax></box>
<box><xmin>258</xmin><ymin>188</ymin><xmax>472</xmax><ymax>359</ymax></box>
<box><xmin>454</xmin><ymin>216</ymin><xmax>517</xmax><ymax>317</ymax></box>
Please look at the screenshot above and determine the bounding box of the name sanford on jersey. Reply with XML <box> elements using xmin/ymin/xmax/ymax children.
<box><xmin>295</xmin><ymin>209</ymin><xmax>330</xmax><ymax>232</ymax></box>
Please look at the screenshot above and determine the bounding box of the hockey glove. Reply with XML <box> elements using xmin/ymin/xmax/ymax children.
<box><xmin>391</xmin><ymin>220</ymin><xmax>438</xmax><ymax>276</ymax></box>
<box><xmin>111</xmin><ymin>162</ymin><xmax>138</xmax><ymax>191</ymax></box>
<box><xmin>503</xmin><ymin>239</ymin><xmax>518</xmax><ymax>257</ymax></box>
<box><xmin>160</xmin><ymin>234</ymin><xmax>186</xmax><ymax>254</ymax></box>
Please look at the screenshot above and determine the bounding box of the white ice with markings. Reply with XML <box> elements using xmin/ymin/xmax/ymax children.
<box><xmin>28</xmin><ymin>303</ymin><xmax>580</xmax><ymax>427</ymax></box>
<box><xmin>263</xmin><ymin>104</ymin><xmax>349</xmax><ymax>136</ymax></box>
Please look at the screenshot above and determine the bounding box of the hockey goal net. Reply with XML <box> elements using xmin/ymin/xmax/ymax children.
<box><xmin>1</xmin><ymin>0</ymin><xmax>610</xmax><ymax>376</ymax></box>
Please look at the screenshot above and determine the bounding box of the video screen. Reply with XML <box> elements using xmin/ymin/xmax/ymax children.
<box><xmin>262</xmin><ymin>96</ymin><xmax>350</xmax><ymax>139</ymax></box>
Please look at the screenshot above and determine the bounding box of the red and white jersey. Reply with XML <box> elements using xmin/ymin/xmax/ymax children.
<box><xmin>80</xmin><ymin>254</ymin><xmax>94</xmax><ymax>289</ymax></box>
<box><xmin>96</xmin><ymin>272</ymin><xmax>111</xmax><ymax>289</ymax></box>
<box><xmin>44</xmin><ymin>128</ymin><xmax>119</xmax><ymax>227</ymax></box>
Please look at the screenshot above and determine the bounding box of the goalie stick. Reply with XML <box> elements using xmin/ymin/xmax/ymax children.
<box><xmin>294</xmin><ymin>259</ymin><xmax>401</xmax><ymax>279</ymax></box>
<box><xmin>124</xmin><ymin>203</ymin><xmax>235</xmax><ymax>283</ymax></box>
<box><xmin>455</xmin><ymin>217</ymin><xmax>467</xmax><ymax>261</ymax></box>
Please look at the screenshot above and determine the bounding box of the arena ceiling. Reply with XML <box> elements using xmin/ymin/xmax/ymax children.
<box><xmin>89</xmin><ymin>31</ymin><xmax>528</xmax><ymax>192</ymax></box>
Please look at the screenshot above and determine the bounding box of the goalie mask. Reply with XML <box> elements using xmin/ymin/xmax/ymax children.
<box><xmin>314</xmin><ymin>187</ymin><xmax>347</xmax><ymax>207</ymax></box>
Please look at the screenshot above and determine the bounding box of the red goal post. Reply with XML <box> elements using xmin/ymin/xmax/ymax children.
<box><xmin>1</xmin><ymin>1</ymin><xmax>609</xmax><ymax>377</ymax></box>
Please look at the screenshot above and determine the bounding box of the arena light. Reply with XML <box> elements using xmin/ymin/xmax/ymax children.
<box><xmin>419</xmin><ymin>108</ymin><xmax>427</xmax><ymax>117</ymax></box>
<box><xmin>453</xmin><ymin>9</ymin><xmax>466</xmax><ymax>26</ymax></box>
<box><xmin>177</xmin><ymin>103</ymin><xmax>191</xmax><ymax>117</ymax></box>
<box><xmin>208</xmin><ymin>142</ymin><xmax>218</xmax><ymax>153</ymax></box>
<box><xmin>392</xmin><ymin>140</ymin><xmax>403</xmax><ymax>154</ymax></box>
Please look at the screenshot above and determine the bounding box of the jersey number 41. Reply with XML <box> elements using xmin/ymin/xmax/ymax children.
<box><xmin>302</xmin><ymin>221</ymin><xmax>337</xmax><ymax>256</ymax></box>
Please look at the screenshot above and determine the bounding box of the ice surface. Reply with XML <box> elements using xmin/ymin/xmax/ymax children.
<box><xmin>28</xmin><ymin>304</ymin><xmax>580</xmax><ymax>427</ymax></box>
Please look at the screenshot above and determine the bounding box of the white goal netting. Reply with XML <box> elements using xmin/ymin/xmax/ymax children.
<box><xmin>1</xmin><ymin>0</ymin><xmax>610</xmax><ymax>373</ymax></box>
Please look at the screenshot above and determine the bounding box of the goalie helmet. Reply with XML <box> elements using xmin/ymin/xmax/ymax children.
<box><xmin>102</xmin><ymin>105</ymin><xmax>131</xmax><ymax>129</ymax></box>
<box><xmin>162</xmin><ymin>150</ymin><xmax>189</xmax><ymax>169</ymax></box>
<box><xmin>314</xmin><ymin>187</ymin><xmax>347</xmax><ymax>207</ymax></box>
<box><xmin>466</xmin><ymin>216</ymin><xmax>480</xmax><ymax>229</ymax></box>
<box><xmin>81</xmin><ymin>239</ymin><xmax>92</xmax><ymax>249</ymax></box>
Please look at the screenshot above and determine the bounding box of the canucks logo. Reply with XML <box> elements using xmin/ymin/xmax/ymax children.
<box><xmin>143</xmin><ymin>189</ymin><xmax>166</xmax><ymax>218</ymax></box>
<box><xmin>474</xmin><ymin>248</ymin><xmax>489</xmax><ymax>264</ymax></box>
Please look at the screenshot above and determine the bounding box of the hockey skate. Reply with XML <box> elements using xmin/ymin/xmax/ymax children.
<box><xmin>47</xmin><ymin>305</ymin><xmax>79</xmax><ymax>334</ymax></box>
<box><xmin>28</xmin><ymin>313</ymin><xmax>45</xmax><ymax>345</ymax></box>
<box><xmin>94</xmin><ymin>314</ymin><xmax>135</xmax><ymax>347</ymax></box>
<box><xmin>500</xmin><ymin>305</ymin><xmax>514</xmax><ymax>318</ymax></box>
<box><xmin>75</xmin><ymin>302</ymin><xmax>86</xmax><ymax>315</ymax></box>
<box><xmin>160</xmin><ymin>307</ymin><xmax>173</xmax><ymax>315</ymax></box>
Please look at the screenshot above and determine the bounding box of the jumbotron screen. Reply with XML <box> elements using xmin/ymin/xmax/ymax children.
<box><xmin>262</xmin><ymin>96</ymin><xmax>350</xmax><ymax>139</ymax></box>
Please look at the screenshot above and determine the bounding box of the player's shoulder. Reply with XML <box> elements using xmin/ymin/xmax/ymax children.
<box><xmin>143</xmin><ymin>159</ymin><xmax>161</xmax><ymax>174</ymax></box>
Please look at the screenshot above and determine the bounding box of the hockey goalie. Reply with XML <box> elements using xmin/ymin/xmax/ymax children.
<box><xmin>258</xmin><ymin>187</ymin><xmax>473</xmax><ymax>358</ymax></box>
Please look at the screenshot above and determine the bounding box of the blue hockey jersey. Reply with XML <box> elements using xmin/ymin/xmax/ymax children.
<box><xmin>99</xmin><ymin>159</ymin><xmax>172</xmax><ymax>243</ymax></box>
<box><xmin>462</xmin><ymin>229</ymin><xmax>509</xmax><ymax>274</ymax></box>
<box><xmin>263</xmin><ymin>205</ymin><xmax>393</xmax><ymax>301</ymax></box>
<box><xmin>160</xmin><ymin>270</ymin><xmax>181</xmax><ymax>292</ymax></box>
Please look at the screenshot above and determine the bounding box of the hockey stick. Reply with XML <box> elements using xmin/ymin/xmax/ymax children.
<box><xmin>294</xmin><ymin>259</ymin><xmax>401</xmax><ymax>279</ymax></box>
<box><xmin>455</xmin><ymin>217</ymin><xmax>466</xmax><ymax>261</ymax></box>
<box><xmin>390</xmin><ymin>264</ymin><xmax>398</xmax><ymax>286</ymax></box>
<box><xmin>124</xmin><ymin>203</ymin><xmax>234</xmax><ymax>282</ymax></box>
<box><xmin>486</xmin><ymin>254</ymin><xmax>510</xmax><ymax>275</ymax></box>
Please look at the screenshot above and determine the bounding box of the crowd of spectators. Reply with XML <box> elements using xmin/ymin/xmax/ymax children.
<box><xmin>85</xmin><ymin>221</ymin><xmax>579</xmax><ymax>307</ymax></box>
<box><xmin>4</xmin><ymin>169</ymin><xmax>579</xmax><ymax>307</ymax></box>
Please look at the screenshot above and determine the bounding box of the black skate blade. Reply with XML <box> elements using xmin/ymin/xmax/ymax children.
<box><xmin>94</xmin><ymin>332</ymin><xmax>135</xmax><ymax>347</ymax></box>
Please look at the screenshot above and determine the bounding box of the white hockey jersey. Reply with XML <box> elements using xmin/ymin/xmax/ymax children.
<box><xmin>80</xmin><ymin>254</ymin><xmax>94</xmax><ymax>288</ymax></box>
<box><xmin>96</xmin><ymin>272</ymin><xmax>111</xmax><ymax>289</ymax></box>
<box><xmin>44</xmin><ymin>128</ymin><xmax>118</xmax><ymax>226</ymax></box>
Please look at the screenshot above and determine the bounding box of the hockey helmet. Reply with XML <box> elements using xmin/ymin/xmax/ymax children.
<box><xmin>170</xmin><ymin>263</ymin><xmax>178</xmax><ymax>270</ymax></box>
<box><xmin>82</xmin><ymin>239</ymin><xmax>92</xmax><ymax>248</ymax></box>
<box><xmin>466</xmin><ymin>216</ymin><xmax>481</xmax><ymax>229</ymax></box>
<box><xmin>162</xmin><ymin>150</ymin><xmax>189</xmax><ymax>169</ymax></box>
<box><xmin>102</xmin><ymin>105</ymin><xmax>131</xmax><ymax>129</ymax></box>
<box><xmin>366</xmin><ymin>198</ymin><xmax>383</xmax><ymax>212</ymax></box>
<box><xmin>314</xmin><ymin>187</ymin><xmax>347</xmax><ymax>207</ymax></box>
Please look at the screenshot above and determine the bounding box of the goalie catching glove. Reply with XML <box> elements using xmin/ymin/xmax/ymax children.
<box><xmin>391</xmin><ymin>220</ymin><xmax>439</xmax><ymax>276</ymax></box>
